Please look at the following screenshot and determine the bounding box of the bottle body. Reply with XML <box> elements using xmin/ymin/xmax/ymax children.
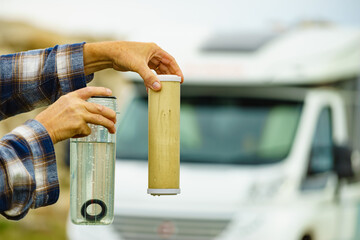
<box><xmin>148</xmin><ymin>75</ymin><xmax>181</xmax><ymax>196</ymax></box>
<box><xmin>70</xmin><ymin>97</ymin><xmax>117</xmax><ymax>225</ymax></box>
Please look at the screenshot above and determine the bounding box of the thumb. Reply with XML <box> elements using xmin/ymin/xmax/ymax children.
<box><xmin>138</xmin><ymin>65</ymin><xmax>162</xmax><ymax>91</ymax></box>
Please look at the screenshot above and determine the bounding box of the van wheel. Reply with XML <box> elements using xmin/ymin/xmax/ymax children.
<box><xmin>301</xmin><ymin>234</ymin><xmax>312</xmax><ymax>240</ymax></box>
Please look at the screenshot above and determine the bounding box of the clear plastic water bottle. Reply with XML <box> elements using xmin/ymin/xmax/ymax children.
<box><xmin>70</xmin><ymin>96</ymin><xmax>117</xmax><ymax>225</ymax></box>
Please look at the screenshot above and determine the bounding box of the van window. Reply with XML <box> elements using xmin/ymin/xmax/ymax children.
<box><xmin>308</xmin><ymin>107</ymin><xmax>334</xmax><ymax>175</ymax></box>
<box><xmin>301</xmin><ymin>107</ymin><xmax>334</xmax><ymax>191</ymax></box>
<box><xmin>116</xmin><ymin>97</ymin><xmax>303</xmax><ymax>165</ymax></box>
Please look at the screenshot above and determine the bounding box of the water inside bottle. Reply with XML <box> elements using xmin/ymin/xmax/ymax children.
<box><xmin>70</xmin><ymin>141</ymin><xmax>115</xmax><ymax>225</ymax></box>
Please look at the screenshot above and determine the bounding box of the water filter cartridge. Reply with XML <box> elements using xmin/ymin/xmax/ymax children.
<box><xmin>148</xmin><ymin>75</ymin><xmax>181</xmax><ymax>196</ymax></box>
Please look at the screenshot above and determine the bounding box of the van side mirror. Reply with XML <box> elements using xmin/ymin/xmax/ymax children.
<box><xmin>334</xmin><ymin>145</ymin><xmax>354</xmax><ymax>179</ymax></box>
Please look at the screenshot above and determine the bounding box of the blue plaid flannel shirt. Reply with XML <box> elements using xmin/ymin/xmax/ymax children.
<box><xmin>0</xmin><ymin>42</ymin><xmax>93</xmax><ymax>220</ymax></box>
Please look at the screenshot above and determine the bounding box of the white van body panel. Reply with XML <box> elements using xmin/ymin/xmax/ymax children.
<box><xmin>68</xmin><ymin>88</ymin><xmax>359</xmax><ymax>240</ymax></box>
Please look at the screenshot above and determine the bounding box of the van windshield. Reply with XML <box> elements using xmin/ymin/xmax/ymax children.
<box><xmin>116</xmin><ymin>97</ymin><xmax>303</xmax><ymax>165</ymax></box>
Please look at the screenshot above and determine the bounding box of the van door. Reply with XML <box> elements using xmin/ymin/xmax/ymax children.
<box><xmin>300</xmin><ymin>106</ymin><xmax>339</xmax><ymax>240</ymax></box>
<box><xmin>335</xmin><ymin>156</ymin><xmax>360</xmax><ymax>240</ymax></box>
<box><xmin>336</xmin><ymin>179</ymin><xmax>360</xmax><ymax>240</ymax></box>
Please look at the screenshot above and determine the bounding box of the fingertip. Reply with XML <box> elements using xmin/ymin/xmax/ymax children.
<box><xmin>106</xmin><ymin>88</ymin><xmax>112</xmax><ymax>95</ymax></box>
<box><xmin>110</xmin><ymin>126</ymin><xmax>116</xmax><ymax>134</ymax></box>
<box><xmin>151</xmin><ymin>81</ymin><xmax>161</xmax><ymax>91</ymax></box>
<box><xmin>176</xmin><ymin>71</ymin><xmax>184</xmax><ymax>83</ymax></box>
<box><xmin>76</xmin><ymin>86</ymin><xmax>113</xmax><ymax>100</ymax></box>
<box><xmin>146</xmin><ymin>71</ymin><xmax>161</xmax><ymax>91</ymax></box>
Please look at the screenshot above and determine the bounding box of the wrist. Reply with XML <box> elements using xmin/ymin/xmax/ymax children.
<box><xmin>34</xmin><ymin>116</ymin><xmax>56</xmax><ymax>144</ymax></box>
<box><xmin>83</xmin><ymin>42</ymin><xmax>113</xmax><ymax>75</ymax></box>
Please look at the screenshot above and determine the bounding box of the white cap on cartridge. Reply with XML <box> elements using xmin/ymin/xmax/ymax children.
<box><xmin>147</xmin><ymin>188</ymin><xmax>181</xmax><ymax>196</ymax></box>
<box><xmin>156</xmin><ymin>74</ymin><xmax>181</xmax><ymax>82</ymax></box>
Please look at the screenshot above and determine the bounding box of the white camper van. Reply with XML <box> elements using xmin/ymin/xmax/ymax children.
<box><xmin>68</xmin><ymin>26</ymin><xmax>360</xmax><ymax>240</ymax></box>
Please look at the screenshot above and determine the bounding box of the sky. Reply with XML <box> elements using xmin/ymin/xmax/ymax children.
<box><xmin>0</xmin><ymin>0</ymin><xmax>359</xmax><ymax>56</ymax></box>
<box><xmin>0</xmin><ymin>0</ymin><xmax>359</xmax><ymax>38</ymax></box>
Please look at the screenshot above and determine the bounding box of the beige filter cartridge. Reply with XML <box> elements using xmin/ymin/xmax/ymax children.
<box><xmin>148</xmin><ymin>74</ymin><xmax>181</xmax><ymax>196</ymax></box>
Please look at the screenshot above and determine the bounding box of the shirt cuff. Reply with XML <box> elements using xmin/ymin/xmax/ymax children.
<box><xmin>13</xmin><ymin>120</ymin><xmax>58</xmax><ymax>209</ymax></box>
<box><xmin>56</xmin><ymin>42</ymin><xmax>94</xmax><ymax>95</ymax></box>
<box><xmin>2</xmin><ymin>119</ymin><xmax>58</xmax><ymax>220</ymax></box>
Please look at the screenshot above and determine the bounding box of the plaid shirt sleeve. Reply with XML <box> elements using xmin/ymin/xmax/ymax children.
<box><xmin>0</xmin><ymin>42</ymin><xmax>94</xmax><ymax>220</ymax></box>
<box><xmin>0</xmin><ymin>42</ymin><xmax>94</xmax><ymax>120</ymax></box>
<box><xmin>0</xmin><ymin>120</ymin><xmax>56</xmax><ymax>220</ymax></box>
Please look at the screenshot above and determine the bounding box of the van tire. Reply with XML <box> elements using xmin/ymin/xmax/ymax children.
<box><xmin>301</xmin><ymin>234</ymin><xmax>312</xmax><ymax>240</ymax></box>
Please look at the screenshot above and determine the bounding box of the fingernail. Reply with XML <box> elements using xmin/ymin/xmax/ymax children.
<box><xmin>152</xmin><ymin>82</ymin><xmax>161</xmax><ymax>90</ymax></box>
<box><xmin>106</xmin><ymin>89</ymin><xmax>112</xmax><ymax>95</ymax></box>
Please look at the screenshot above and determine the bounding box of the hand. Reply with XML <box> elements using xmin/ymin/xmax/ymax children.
<box><xmin>35</xmin><ymin>87</ymin><xmax>116</xmax><ymax>144</ymax></box>
<box><xmin>83</xmin><ymin>41</ymin><xmax>184</xmax><ymax>91</ymax></box>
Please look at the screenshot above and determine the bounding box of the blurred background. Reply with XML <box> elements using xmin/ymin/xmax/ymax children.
<box><xmin>0</xmin><ymin>0</ymin><xmax>359</xmax><ymax>240</ymax></box>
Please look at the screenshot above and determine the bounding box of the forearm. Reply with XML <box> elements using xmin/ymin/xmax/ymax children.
<box><xmin>0</xmin><ymin>120</ymin><xmax>58</xmax><ymax>220</ymax></box>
